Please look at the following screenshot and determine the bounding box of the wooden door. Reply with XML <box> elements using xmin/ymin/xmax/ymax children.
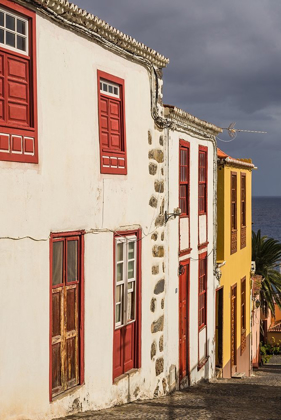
<box><xmin>179</xmin><ymin>262</ymin><xmax>189</xmax><ymax>381</ymax></box>
<box><xmin>231</xmin><ymin>285</ymin><xmax>237</xmax><ymax>375</ymax></box>
<box><xmin>51</xmin><ymin>236</ymin><xmax>80</xmax><ymax>398</ymax></box>
<box><xmin>215</xmin><ymin>288</ymin><xmax>223</xmax><ymax>367</ymax></box>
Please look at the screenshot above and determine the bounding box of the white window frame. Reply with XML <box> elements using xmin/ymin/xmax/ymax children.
<box><xmin>0</xmin><ymin>7</ymin><xmax>29</xmax><ymax>56</ymax></box>
<box><xmin>115</xmin><ymin>235</ymin><xmax>137</xmax><ymax>329</ymax></box>
<box><xmin>100</xmin><ymin>79</ymin><xmax>120</xmax><ymax>98</ymax></box>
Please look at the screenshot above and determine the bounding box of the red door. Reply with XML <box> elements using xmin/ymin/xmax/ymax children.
<box><xmin>179</xmin><ymin>261</ymin><xmax>189</xmax><ymax>381</ymax></box>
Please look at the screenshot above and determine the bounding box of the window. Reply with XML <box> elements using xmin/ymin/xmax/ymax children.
<box><xmin>198</xmin><ymin>146</ymin><xmax>207</xmax><ymax>214</ymax></box>
<box><xmin>231</xmin><ymin>172</ymin><xmax>237</xmax><ymax>254</ymax></box>
<box><xmin>179</xmin><ymin>141</ymin><xmax>189</xmax><ymax>216</ymax></box>
<box><xmin>113</xmin><ymin>230</ymin><xmax>141</xmax><ymax>380</ymax></box>
<box><xmin>0</xmin><ymin>0</ymin><xmax>37</xmax><ymax>163</ymax></box>
<box><xmin>98</xmin><ymin>70</ymin><xmax>127</xmax><ymax>175</ymax></box>
<box><xmin>241</xmin><ymin>277</ymin><xmax>246</xmax><ymax>354</ymax></box>
<box><xmin>198</xmin><ymin>254</ymin><xmax>207</xmax><ymax>330</ymax></box>
<box><xmin>50</xmin><ymin>232</ymin><xmax>84</xmax><ymax>400</ymax></box>
<box><xmin>241</xmin><ymin>173</ymin><xmax>246</xmax><ymax>249</ymax></box>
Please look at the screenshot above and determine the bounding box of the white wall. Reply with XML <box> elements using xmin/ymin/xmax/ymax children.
<box><xmin>0</xmin><ymin>12</ymin><xmax>164</xmax><ymax>420</ymax></box>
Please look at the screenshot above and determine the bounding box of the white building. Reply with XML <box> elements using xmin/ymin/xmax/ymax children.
<box><xmin>0</xmin><ymin>1</ymin><xmax>221</xmax><ymax>419</ymax></box>
<box><xmin>163</xmin><ymin>106</ymin><xmax>222</xmax><ymax>386</ymax></box>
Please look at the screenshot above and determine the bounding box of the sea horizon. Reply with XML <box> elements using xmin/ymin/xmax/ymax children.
<box><xmin>252</xmin><ymin>196</ymin><xmax>281</xmax><ymax>243</ymax></box>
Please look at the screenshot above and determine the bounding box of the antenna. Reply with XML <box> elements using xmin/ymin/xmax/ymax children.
<box><xmin>217</xmin><ymin>122</ymin><xmax>267</xmax><ymax>143</ymax></box>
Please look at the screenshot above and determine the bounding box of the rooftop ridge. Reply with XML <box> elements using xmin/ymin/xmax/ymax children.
<box><xmin>32</xmin><ymin>0</ymin><xmax>169</xmax><ymax>68</ymax></box>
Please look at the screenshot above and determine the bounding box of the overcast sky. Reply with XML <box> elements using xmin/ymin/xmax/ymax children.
<box><xmin>75</xmin><ymin>0</ymin><xmax>281</xmax><ymax>196</ymax></box>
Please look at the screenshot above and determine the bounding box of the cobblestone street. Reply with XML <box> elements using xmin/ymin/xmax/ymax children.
<box><xmin>56</xmin><ymin>356</ymin><xmax>281</xmax><ymax>420</ymax></box>
<box><xmin>57</xmin><ymin>356</ymin><xmax>281</xmax><ymax>420</ymax></box>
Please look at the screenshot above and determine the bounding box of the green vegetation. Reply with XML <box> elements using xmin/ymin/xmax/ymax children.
<box><xmin>260</xmin><ymin>337</ymin><xmax>281</xmax><ymax>364</ymax></box>
<box><xmin>252</xmin><ymin>230</ymin><xmax>281</xmax><ymax>315</ymax></box>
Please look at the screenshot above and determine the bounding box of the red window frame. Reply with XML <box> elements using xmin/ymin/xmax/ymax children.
<box><xmin>179</xmin><ymin>140</ymin><xmax>190</xmax><ymax>217</ymax></box>
<box><xmin>198</xmin><ymin>253</ymin><xmax>207</xmax><ymax>331</ymax></box>
<box><xmin>231</xmin><ymin>171</ymin><xmax>238</xmax><ymax>254</ymax></box>
<box><xmin>241</xmin><ymin>174</ymin><xmax>246</xmax><ymax>228</ymax></box>
<box><xmin>198</xmin><ymin>146</ymin><xmax>208</xmax><ymax>215</ymax></box>
<box><xmin>97</xmin><ymin>70</ymin><xmax>127</xmax><ymax>175</ymax></box>
<box><xmin>0</xmin><ymin>0</ymin><xmax>37</xmax><ymax>163</ymax></box>
<box><xmin>49</xmin><ymin>231</ymin><xmax>85</xmax><ymax>401</ymax></box>
<box><xmin>241</xmin><ymin>277</ymin><xmax>246</xmax><ymax>331</ymax></box>
<box><xmin>113</xmin><ymin>229</ymin><xmax>141</xmax><ymax>381</ymax></box>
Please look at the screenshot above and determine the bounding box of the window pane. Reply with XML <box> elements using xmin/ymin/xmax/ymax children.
<box><xmin>6</xmin><ymin>31</ymin><xmax>15</xmax><ymax>47</ymax></box>
<box><xmin>115</xmin><ymin>303</ymin><xmax>121</xmax><ymax>324</ymax></box>
<box><xmin>52</xmin><ymin>241</ymin><xmax>63</xmax><ymax>286</ymax></box>
<box><xmin>67</xmin><ymin>240</ymin><xmax>78</xmax><ymax>282</ymax></box>
<box><xmin>114</xmin><ymin>87</ymin><xmax>118</xmax><ymax>95</ymax></box>
<box><xmin>108</xmin><ymin>85</ymin><xmax>113</xmax><ymax>93</ymax></box>
<box><xmin>0</xmin><ymin>29</ymin><xmax>3</xmax><ymax>44</ymax></box>
<box><xmin>0</xmin><ymin>12</ymin><xmax>4</xmax><ymax>27</ymax></box>
<box><xmin>128</xmin><ymin>281</ymin><xmax>134</xmax><ymax>292</ymax></box>
<box><xmin>17</xmin><ymin>35</ymin><xmax>26</xmax><ymax>51</ymax></box>
<box><xmin>17</xmin><ymin>19</ymin><xmax>26</xmax><ymax>35</ymax></box>
<box><xmin>6</xmin><ymin>14</ymin><xmax>15</xmax><ymax>31</ymax></box>
<box><xmin>128</xmin><ymin>260</ymin><xmax>135</xmax><ymax>279</ymax></box>
<box><xmin>116</xmin><ymin>242</ymin><xmax>123</xmax><ymax>262</ymax></box>
<box><xmin>102</xmin><ymin>83</ymin><xmax>107</xmax><ymax>92</ymax></box>
<box><xmin>127</xmin><ymin>292</ymin><xmax>135</xmax><ymax>322</ymax></box>
<box><xmin>116</xmin><ymin>285</ymin><xmax>122</xmax><ymax>303</ymax></box>
<box><xmin>117</xmin><ymin>262</ymin><xmax>123</xmax><ymax>282</ymax></box>
<box><xmin>128</xmin><ymin>241</ymin><xmax>135</xmax><ymax>260</ymax></box>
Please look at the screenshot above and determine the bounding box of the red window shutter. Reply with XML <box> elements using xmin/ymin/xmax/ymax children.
<box><xmin>98</xmin><ymin>70</ymin><xmax>127</xmax><ymax>175</ymax></box>
<box><xmin>7</xmin><ymin>55</ymin><xmax>30</xmax><ymax>126</ymax></box>
<box><xmin>0</xmin><ymin>0</ymin><xmax>37</xmax><ymax>164</ymax></box>
<box><xmin>113</xmin><ymin>329</ymin><xmax>123</xmax><ymax>379</ymax></box>
<box><xmin>123</xmin><ymin>323</ymin><xmax>135</xmax><ymax>372</ymax></box>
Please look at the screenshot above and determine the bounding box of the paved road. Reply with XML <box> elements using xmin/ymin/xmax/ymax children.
<box><xmin>57</xmin><ymin>356</ymin><xmax>281</xmax><ymax>420</ymax></box>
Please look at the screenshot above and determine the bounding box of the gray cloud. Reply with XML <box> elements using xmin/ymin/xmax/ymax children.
<box><xmin>75</xmin><ymin>0</ymin><xmax>281</xmax><ymax>195</ymax></box>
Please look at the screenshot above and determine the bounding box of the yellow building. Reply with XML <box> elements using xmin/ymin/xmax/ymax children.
<box><xmin>215</xmin><ymin>148</ymin><xmax>255</xmax><ymax>378</ymax></box>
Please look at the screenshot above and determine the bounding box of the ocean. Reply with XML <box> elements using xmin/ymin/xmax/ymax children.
<box><xmin>252</xmin><ymin>197</ymin><xmax>281</xmax><ymax>244</ymax></box>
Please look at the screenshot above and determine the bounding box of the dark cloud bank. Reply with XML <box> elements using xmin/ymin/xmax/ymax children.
<box><xmin>75</xmin><ymin>0</ymin><xmax>281</xmax><ymax>196</ymax></box>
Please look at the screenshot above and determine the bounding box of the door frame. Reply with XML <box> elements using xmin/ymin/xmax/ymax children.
<box><xmin>179</xmin><ymin>258</ymin><xmax>190</xmax><ymax>385</ymax></box>
<box><xmin>215</xmin><ymin>286</ymin><xmax>224</xmax><ymax>368</ymax></box>
<box><xmin>230</xmin><ymin>283</ymin><xmax>237</xmax><ymax>375</ymax></box>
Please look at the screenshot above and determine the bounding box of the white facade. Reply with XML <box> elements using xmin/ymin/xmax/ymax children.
<box><xmin>0</xmin><ymin>1</ymin><xmax>222</xmax><ymax>419</ymax></box>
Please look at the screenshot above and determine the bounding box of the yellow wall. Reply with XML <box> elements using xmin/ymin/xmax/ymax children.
<box><xmin>217</xmin><ymin>162</ymin><xmax>253</xmax><ymax>375</ymax></box>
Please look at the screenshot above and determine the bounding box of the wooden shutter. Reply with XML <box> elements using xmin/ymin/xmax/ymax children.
<box><xmin>98</xmin><ymin>70</ymin><xmax>127</xmax><ymax>175</ymax></box>
<box><xmin>50</xmin><ymin>233</ymin><xmax>83</xmax><ymax>400</ymax></box>
<box><xmin>241</xmin><ymin>174</ymin><xmax>246</xmax><ymax>249</ymax></box>
<box><xmin>198</xmin><ymin>148</ymin><xmax>207</xmax><ymax>214</ymax></box>
<box><xmin>179</xmin><ymin>145</ymin><xmax>189</xmax><ymax>216</ymax></box>
<box><xmin>231</xmin><ymin>172</ymin><xmax>237</xmax><ymax>254</ymax></box>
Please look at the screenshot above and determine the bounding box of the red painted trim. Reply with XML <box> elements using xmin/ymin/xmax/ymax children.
<box><xmin>178</xmin><ymin>139</ymin><xmax>190</xmax><ymax>256</ymax></box>
<box><xmin>0</xmin><ymin>0</ymin><xmax>38</xmax><ymax>163</ymax></box>
<box><xmin>198</xmin><ymin>241</ymin><xmax>209</xmax><ymax>250</ymax></box>
<box><xmin>112</xmin><ymin>229</ymin><xmax>142</xmax><ymax>382</ymax></box>
<box><xmin>49</xmin><ymin>230</ymin><xmax>85</xmax><ymax>402</ymax></box>
<box><xmin>179</xmin><ymin>248</ymin><xmax>192</xmax><ymax>257</ymax></box>
<box><xmin>197</xmin><ymin>355</ymin><xmax>208</xmax><ymax>371</ymax></box>
<box><xmin>97</xmin><ymin>70</ymin><xmax>127</xmax><ymax>175</ymax></box>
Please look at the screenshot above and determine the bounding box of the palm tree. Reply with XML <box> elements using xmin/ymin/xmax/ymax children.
<box><xmin>252</xmin><ymin>230</ymin><xmax>281</xmax><ymax>316</ymax></box>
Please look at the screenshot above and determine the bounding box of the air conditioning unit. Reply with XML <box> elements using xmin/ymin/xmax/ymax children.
<box><xmin>251</xmin><ymin>261</ymin><xmax>256</xmax><ymax>275</ymax></box>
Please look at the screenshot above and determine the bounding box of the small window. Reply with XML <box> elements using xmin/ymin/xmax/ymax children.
<box><xmin>98</xmin><ymin>70</ymin><xmax>127</xmax><ymax>175</ymax></box>
<box><xmin>0</xmin><ymin>8</ymin><xmax>28</xmax><ymax>55</ymax></box>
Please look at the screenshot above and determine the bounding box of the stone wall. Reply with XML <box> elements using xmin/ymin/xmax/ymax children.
<box><xmin>148</xmin><ymin>127</ymin><xmax>167</xmax><ymax>396</ymax></box>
